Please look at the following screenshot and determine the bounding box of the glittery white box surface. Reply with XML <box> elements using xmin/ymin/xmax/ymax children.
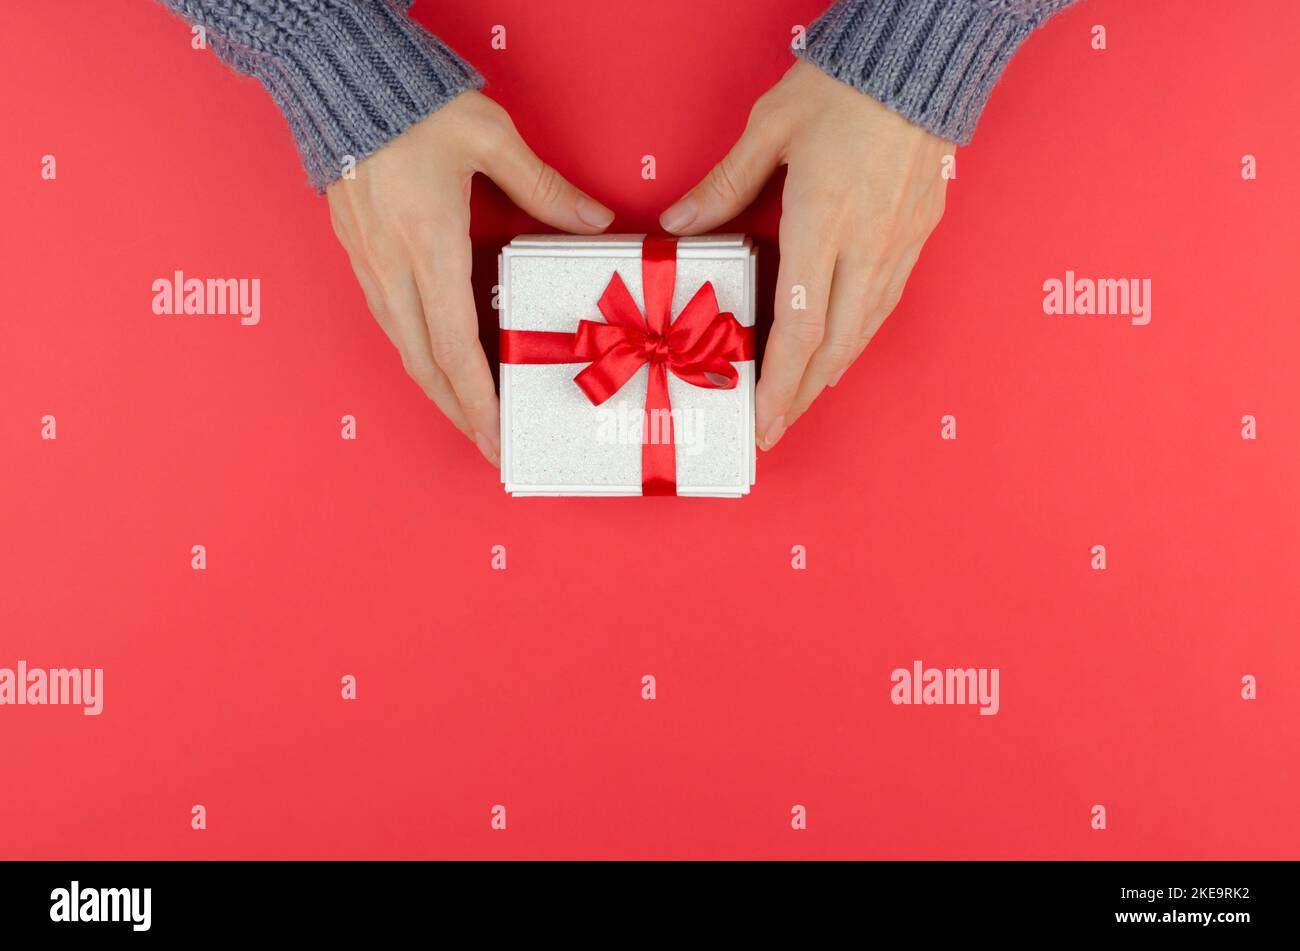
<box><xmin>500</xmin><ymin>235</ymin><xmax>757</xmax><ymax>497</ymax></box>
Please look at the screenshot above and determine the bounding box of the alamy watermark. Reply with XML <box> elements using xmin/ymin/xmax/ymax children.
<box><xmin>595</xmin><ymin>404</ymin><xmax>707</xmax><ymax>456</ymax></box>
<box><xmin>151</xmin><ymin>270</ymin><xmax>260</xmax><ymax>325</ymax></box>
<box><xmin>50</xmin><ymin>881</ymin><xmax>150</xmax><ymax>932</ymax></box>
<box><xmin>1043</xmin><ymin>270</ymin><xmax>1151</xmax><ymax>326</ymax></box>
<box><xmin>0</xmin><ymin>661</ymin><xmax>103</xmax><ymax>715</ymax></box>
<box><xmin>891</xmin><ymin>660</ymin><xmax>999</xmax><ymax>716</ymax></box>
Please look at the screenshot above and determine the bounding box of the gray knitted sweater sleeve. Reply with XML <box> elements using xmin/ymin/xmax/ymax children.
<box><xmin>797</xmin><ymin>0</ymin><xmax>1078</xmax><ymax>144</ymax></box>
<box><xmin>160</xmin><ymin>0</ymin><xmax>482</xmax><ymax>190</ymax></box>
<box><xmin>165</xmin><ymin>0</ymin><xmax>1071</xmax><ymax>190</ymax></box>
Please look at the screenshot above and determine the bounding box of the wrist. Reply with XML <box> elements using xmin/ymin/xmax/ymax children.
<box><xmin>238</xmin><ymin>1</ymin><xmax>483</xmax><ymax>191</ymax></box>
<box><xmin>795</xmin><ymin>0</ymin><xmax>1048</xmax><ymax>145</ymax></box>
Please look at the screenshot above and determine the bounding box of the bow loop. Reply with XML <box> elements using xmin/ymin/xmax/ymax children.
<box><xmin>595</xmin><ymin>270</ymin><xmax>646</xmax><ymax>332</ymax></box>
<box><xmin>665</xmin><ymin>282</ymin><xmax>723</xmax><ymax>354</ymax></box>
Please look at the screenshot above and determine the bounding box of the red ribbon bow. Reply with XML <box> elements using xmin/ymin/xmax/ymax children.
<box><xmin>501</xmin><ymin>237</ymin><xmax>754</xmax><ymax>495</ymax></box>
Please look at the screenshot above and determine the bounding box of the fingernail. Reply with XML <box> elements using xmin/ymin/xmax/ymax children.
<box><xmin>576</xmin><ymin>195</ymin><xmax>615</xmax><ymax>230</ymax></box>
<box><xmin>660</xmin><ymin>196</ymin><xmax>698</xmax><ymax>234</ymax></box>
<box><xmin>474</xmin><ymin>431</ymin><xmax>500</xmax><ymax>468</ymax></box>
<box><xmin>759</xmin><ymin>415</ymin><xmax>787</xmax><ymax>451</ymax></box>
<box><xmin>827</xmin><ymin>368</ymin><xmax>846</xmax><ymax>387</ymax></box>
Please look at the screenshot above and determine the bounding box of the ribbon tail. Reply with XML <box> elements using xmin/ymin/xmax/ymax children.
<box><xmin>641</xmin><ymin>361</ymin><xmax>677</xmax><ymax>496</ymax></box>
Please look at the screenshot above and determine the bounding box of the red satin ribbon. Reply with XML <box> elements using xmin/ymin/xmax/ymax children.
<box><xmin>500</xmin><ymin>237</ymin><xmax>754</xmax><ymax>495</ymax></box>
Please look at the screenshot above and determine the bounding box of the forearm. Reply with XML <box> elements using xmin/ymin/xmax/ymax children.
<box><xmin>797</xmin><ymin>0</ymin><xmax>1078</xmax><ymax>144</ymax></box>
<box><xmin>160</xmin><ymin>0</ymin><xmax>482</xmax><ymax>189</ymax></box>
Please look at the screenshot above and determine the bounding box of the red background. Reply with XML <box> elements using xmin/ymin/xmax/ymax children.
<box><xmin>1</xmin><ymin>0</ymin><xmax>1297</xmax><ymax>859</ymax></box>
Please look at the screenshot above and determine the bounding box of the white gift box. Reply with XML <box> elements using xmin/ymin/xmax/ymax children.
<box><xmin>498</xmin><ymin>234</ymin><xmax>757</xmax><ymax>497</ymax></box>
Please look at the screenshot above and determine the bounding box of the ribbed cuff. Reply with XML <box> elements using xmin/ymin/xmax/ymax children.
<box><xmin>234</xmin><ymin>0</ymin><xmax>483</xmax><ymax>190</ymax></box>
<box><xmin>796</xmin><ymin>0</ymin><xmax>1055</xmax><ymax>145</ymax></box>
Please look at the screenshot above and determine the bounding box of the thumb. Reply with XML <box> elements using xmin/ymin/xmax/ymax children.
<box><xmin>660</xmin><ymin>118</ymin><xmax>782</xmax><ymax>235</ymax></box>
<box><xmin>482</xmin><ymin>122</ymin><xmax>614</xmax><ymax>234</ymax></box>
